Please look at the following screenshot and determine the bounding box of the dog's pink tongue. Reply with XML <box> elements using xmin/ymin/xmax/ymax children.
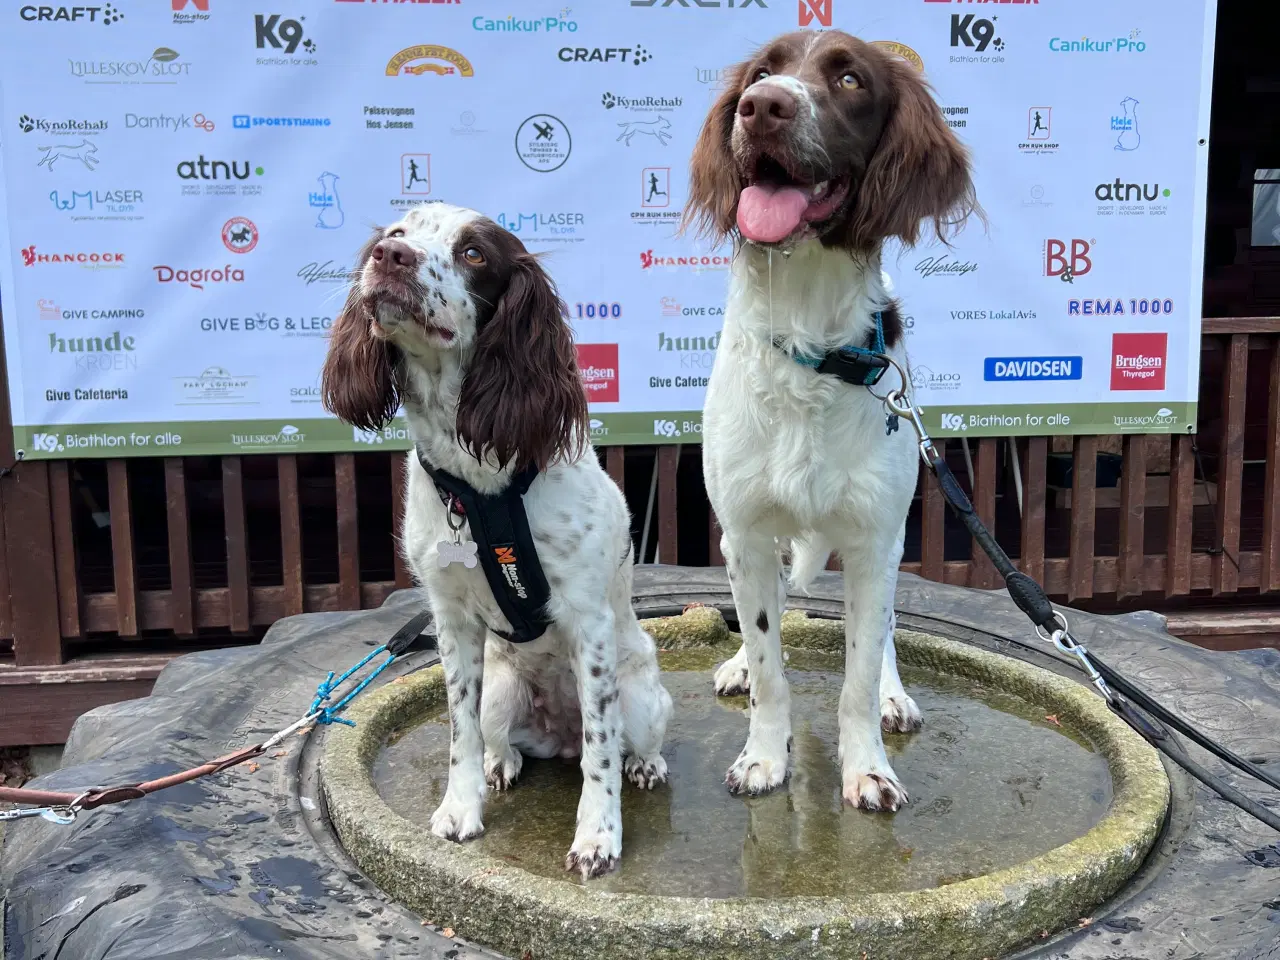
<box><xmin>737</xmin><ymin>183</ymin><xmax>809</xmax><ymax>243</ymax></box>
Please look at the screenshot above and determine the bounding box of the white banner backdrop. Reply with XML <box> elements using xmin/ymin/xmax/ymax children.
<box><xmin>0</xmin><ymin>0</ymin><xmax>1217</xmax><ymax>458</ymax></box>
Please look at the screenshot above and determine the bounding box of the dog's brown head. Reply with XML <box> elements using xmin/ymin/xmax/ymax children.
<box><xmin>684</xmin><ymin>30</ymin><xmax>976</xmax><ymax>253</ymax></box>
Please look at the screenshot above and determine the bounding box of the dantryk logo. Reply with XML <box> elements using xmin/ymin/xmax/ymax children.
<box><xmin>984</xmin><ymin>356</ymin><xmax>1082</xmax><ymax>382</ymax></box>
<box><xmin>1050</xmin><ymin>29</ymin><xmax>1146</xmax><ymax>54</ymax></box>
<box><xmin>36</xmin><ymin>139</ymin><xmax>100</xmax><ymax>171</ymax></box>
<box><xmin>1044</xmin><ymin>238</ymin><xmax>1093</xmax><ymax>282</ymax></box>
<box><xmin>1068</xmin><ymin>298</ymin><xmax>1173</xmax><ymax>317</ymax></box>
<box><xmin>386</xmin><ymin>44</ymin><xmax>474</xmax><ymax>76</ymax></box>
<box><xmin>1110</xmin><ymin>333</ymin><xmax>1166</xmax><ymax>391</ymax></box>
<box><xmin>577</xmin><ymin>344</ymin><xmax>620</xmax><ymax>403</ymax></box>
<box><xmin>232</xmin><ymin>113</ymin><xmax>330</xmax><ymax>128</ymax></box>
<box><xmin>22</xmin><ymin>245</ymin><xmax>125</xmax><ymax>270</ymax></box>
<box><xmin>558</xmin><ymin>45</ymin><xmax>652</xmax><ymax>66</ymax></box>
<box><xmin>949</xmin><ymin>13</ymin><xmax>1005</xmax><ymax>60</ymax></box>
<box><xmin>125</xmin><ymin>111</ymin><xmax>214</xmax><ymax>132</ymax></box>
<box><xmin>473</xmin><ymin>12</ymin><xmax>578</xmax><ymax>32</ymax></box>
<box><xmin>221</xmin><ymin>217</ymin><xmax>259</xmax><ymax>254</ymax></box>
<box><xmin>914</xmin><ymin>254</ymin><xmax>976</xmax><ymax>278</ymax></box>
<box><xmin>515</xmin><ymin>114</ymin><xmax>571</xmax><ymax>172</ymax></box>
<box><xmin>1112</xmin><ymin>96</ymin><xmax>1141</xmax><ymax>151</ymax></box>
<box><xmin>18</xmin><ymin>114</ymin><xmax>107</xmax><ymax>135</ymax></box>
<box><xmin>401</xmin><ymin>154</ymin><xmax>430</xmax><ymax>194</ymax></box>
<box><xmin>311</xmin><ymin>172</ymin><xmax>344</xmax><ymax>228</ymax></box>
<box><xmin>1094</xmin><ymin>178</ymin><xmax>1170</xmax><ymax>216</ymax></box>
<box><xmin>172</xmin><ymin>0</ymin><xmax>210</xmax><ymax>24</ymax></box>
<box><xmin>496</xmin><ymin>211</ymin><xmax>585</xmax><ymax>245</ymax></box>
<box><xmin>799</xmin><ymin>0</ymin><xmax>831</xmax><ymax>27</ymax></box>
<box><xmin>19</xmin><ymin>4</ymin><xmax>124</xmax><ymax>25</ymax></box>
<box><xmin>255</xmin><ymin>14</ymin><xmax>317</xmax><ymax>64</ymax></box>
<box><xmin>601</xmin><ymin>92</ymin><xmax>683</xmax><ymax>113</ymax></box>
<box><xmin>69</xmin><ymin>47</ymin><xmax>192</xmax><ymax>83</ymax></box>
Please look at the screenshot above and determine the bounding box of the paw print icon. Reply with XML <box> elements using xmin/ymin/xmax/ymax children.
<box><xmin>17</xmin><ymin>115</ymin><xmax>35</xmax><ymax>133</ymax></box>
<box><xmin>303</xmin><ymin>38</ymin><xmax>317</xmax><ymax>54</ymax></box>
<box><xmin>992</xmin><ymin>37</ymin><xmax>1005</xmax><ymax>51</ymax></box>
<box><xmin>602</xmin><ymin>92</ymin><xmax>617</xmax><ymax>109</ymax></box>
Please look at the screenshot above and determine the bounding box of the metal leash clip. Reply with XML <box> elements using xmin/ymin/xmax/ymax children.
<box><xmin>1033</xmin><ymin>613</ymin><xmax>1118</xmax><ymax>704</ymax></box>
<box><xmin>0</xmin><ymin>790</ymin><xmax>92</xmax><ymax>825</ymax></box>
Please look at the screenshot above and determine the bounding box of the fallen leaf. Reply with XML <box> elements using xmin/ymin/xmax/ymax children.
<box><xmin>1040</xmin><ymin>930</ymin><xmax>1049</xmax><ymax>939</ymax></box>
<box><xmin>247</xmin><ymin>762</ymin><xmax>260</xmax><ymax>773</ymax></box>
<box><xmin>1077</xmin><ymin>917</ymin><xmax>1093</xmax><ymax>928</ymax></box>
<box><xmin>442</xmin><ymin>927</ymin><xmax>455</xmax><ymax>938</ymax></box>
<box><xmin>1044</xmin><ymin>714</ymin><xmax>1061</xmax><ymax>727</ymax></box>
<box><xmin>682</xmin><ymin>602</ymin><xmax>707</xmax><ymax>612</ymax></box>
<box><xmin>271</xmin><ymin>751</ymin><xmax>286</xmax><ymax>759</ymax></box>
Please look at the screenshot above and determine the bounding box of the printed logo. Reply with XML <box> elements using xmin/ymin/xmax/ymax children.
<box><xmin>654</xmin><ymin>331</ymin><xmax>719</xmax><ymax>387</ymax></box>
<box><xmin>577</xmin><ymin>343</ymin><xmax>620</xmax><ymax>403</ymax></box>
<box><xmin>949</xmin><ymin>13</ymin><xmax>1004</xmax><ymax>58</ymax></box>
<box><xmin>1112</xmin><ymin>96</ymin><xmax>1141</xmax><ymax>151</ymax></box>
<box><xmin>125</xmin><ymin>111</ymin><xmax>214</xmax><ymax>132</ymax></box>
<box><xmin>37</xmin><ymin>138</ymin><xmax>100</xmax><ymax>171</ymax></box>
<box><xmin>311</xmin><ymin>171</ymin><xmax>344</xmax><ymax>228</ymax></box>
<box><xmin>473</xmin><ymin>12</ymin><xmax>578</xmax><ymax>32</ymax></box>
<box><xmin>601</xmin><ymin>92</ymin><xmax>683</xmax><ymax>113</ymax></box>
<box><xmin>1050</xmin><ymin>29</ymin><xmax>1146</xmax><ymax>55</ymax></box>
<box><xmin>984</xmin><ymin>356</ymin><xmax>1082</xmax><ymax>381</ymax></box>
<box><xmin>298</xmin><ymin>260</ymin><xmax>350</xmax><ymax>285</ymax></box>
<box><xmin>231</xmin><ymin>424</ymin><xmax>306</xmax><ymax>450</ymax></box>
<box><xmin>1110</xmin><ymin>333</ymin><xmax>1167</xmax><ymax>391</ymax></box>
<box><xmin>910</xmin><ymin>366</ymin><xmax>961</xmax><ymax>392</ymax></box>
<box><xmin>21</xmin><ymin>245</ymin><xmax>125</xmax><ymax>270</ymax></box>
<box><xmin>154</xmin><ymin>264</ymin><xmax>246</xmax><ymax>290</ymax></box>
<box><xmin>400</xmin><ymin>154</ymin><xmax>431</xmax><ymax>194</ymax></box>
<box><xmin>557</xmin><ymin>46</ymin><xmax>652</xmax><ymax>66</ymax></box>
<box><xmin>175</xmin><ymin>366</ymin><xmax>256</xmax><ymax>406</ymax></box>
<box><xmin>48</xmin><ymin>187</ymin><xmax>144</xmax><ymax>221</ymax></box>
<box><xmin>385</xmin><ymin>44</ymin><xmax>474</xmax><ymax>76</ymax></box>
<box><xmin>177</xmin><ymin>156</ymin><xmax>265</xmax><ymax>197</ymax></box>
<box><xmin>69</xmin><ymin>47</ymin><xmax>192</xmax><ymax>83</ymax></box>
<box><xmin>914</xmin><ymin>254</ymin><xmax>977</xmax><ymax>278</ymax></box>
<box><xmin>255</xmin><ymin>14</ymin><xmax>317</xmax><ymax>64</ymax></box>
<box><xmin>1023</xmin><ymin>184</ymin><xmax>1053</xmax><ymax>208</ymax></box>
<box><xmin>799</xmin><ymin>0</ymin><xmax>831</xmax><ymax>27</ymax></box>
<box><xmin>515</xmin><ymin>114</ymin><xmax>572</xmax><ymax>172</ymax></box>
<box><xmin>19</xmin><ymin>4</ymin><xmax>124</xmax><ymax>25</ymax></box>
<box><xmin>1018</xmin><ymin>107</ymin><xmax>1058</xmax><ymax>155</ymax></box>
<box><xmin>364</xmin><ymin>104</ymin><xmax>416</xmax><ymax>130</ymax></box>
<box><xmin>47</xmin><ymin>330</ymin><xmax>138</xmax><ymax>373</ymax></box>
<box><xmin>631</xmin><ymin>0</ymin><xmax>766</xmax><ymax>8</ymax></box>
<box><xmin>640</xmin><ymin>249</ymin><xmax>730</xmax><ymax>271</ymax></box>
<box><xmin>616</xmin><ymin>115</ymin><xmax>673</xmax><ymax>147</ymax></box>
<box><xmin>19</xmin><ymin>114</ymin><xmax>107</xmax><ymax>136</ymax></box>
<box><xmin>221</xmin><ymin>216</ymin><xmax>259</xmax><ymax>254</ymax></box>
<box><xmin>1044</xmin><ymin>238</ymin><xmax>1093</xmax><ymax>282</ymax></box>
<box><xmin>869</xmin><ymin>41</ymin><xmax>924</xmax><ymax>72</ymax></box>
<box><xmin>1068</xmin><ymin>298</ymin><xmax>1173</xmax><ymax>317</ymax></box>
<box><xmin>939</xmin><ymin>413</ymin><xmax>968</xmax><ymax>431</ymax></box>
<box><xmin>232</xmin><ymin>113</ymin><xmax>330</xmax><ymax>128</ymax></box>
<box><xmin>172</xmin><ymin>0</ymin><xmax>210</xmax><ymax>24</ymax></box>
<box><xmin>571</xmin><ymin>301</ymin><xmax>622</xmax><ymax>320</ymax></box>
<box><xmin>37</xmin><ymin>301</ymin><xmax>144</xmax><ymax>322</ymax></box>
<box><xmin>495</xmin><ymin>211</ymin><xmax>585</xmax><ymax>245</ymax></box>
<box><xmin>642</xmin><ymin>167</ymin><xmax>670</xmax><ymax>207</ymax></box>
<box><xmin>1094</xmin><ymin>179</ymin><xmax>1170</xmax><ymax>216</ymax></box>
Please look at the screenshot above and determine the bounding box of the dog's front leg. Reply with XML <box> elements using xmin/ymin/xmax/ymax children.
<box><xmin>838</xmin><ymin>539</ymin><xmax>909</xmax><ymax>811</ymax></box>
<box><xmin>723</xmin><ymin>532</ymin><xmax>791</xmax><ymax>795</ymax></box>
<box><xmin>429</xmin><ymin>611</ymin><xmax>488</xmax><ymax>842</ymax></box>
<box><xmin>565</xmin><ymin>609</ymin><xmax>624</xmax><ymax>879</ymax></box>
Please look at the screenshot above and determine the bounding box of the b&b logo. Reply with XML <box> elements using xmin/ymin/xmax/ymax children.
<box><xmin>950</xmin><ymin>14</ymin><xmax>1003</xmax><ymax>53</ymax></box>
<box><xmin>1110</xmin><ymin>333</ymin><xmax>1167</xmax><ymax>391</ymax></box>
<box><xmin>1044</xmin><ymin>238</ymin><xmax>1093</xmax><ymax>282</ymax></box>
<box><xmin>654</xmin><ymin>419</ymin><xmax>679</xmax><ymax>438</ymax></box>
<box><xmin>940</xmin><ymin>413</ymin><xmax>967</xmax><ymax>431</ymax></box>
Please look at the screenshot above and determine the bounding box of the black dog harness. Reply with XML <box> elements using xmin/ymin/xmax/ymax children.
<box><xmin>416</xmin><ymin>449</ymin><xmax>553</xmax><ymax>643</ymax></box>
<box><xmin>772</xmin><ymin>310</ymin><xmax>890</xmax><ymax>387</ymax></box>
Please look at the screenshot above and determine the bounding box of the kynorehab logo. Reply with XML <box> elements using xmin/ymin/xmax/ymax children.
<box><xmin>557</xmin><ymin>45</ymin><xmax>652</xmax><ymax>65</ymax></box>
<box><xmin>19</xmin><ymin>4</ymin><xmax>124</xmax><ymax>24</ymax></box>
<box><xmin>601</xmin><ymin>92</ymin><xmax>682</xmax><ymax>112</ymax></box>
<box><xmin>255</xmin><ymin>14</ymin><xmax>317</xmax><ymax>64</ymax></box>
<box><xmin>1044</xmin><ymin>238</ymin><xmax>1093</xmax><ymax>282</ymax></box>
<box><xmin>21</xmin><ymin>245</ymin><xmax>125</xmax><ymax>269</ymax></box>
<box><xmin>18</xmin><ymin>114</ymin><xmax>107</xmax><ymax>135</ymax></box>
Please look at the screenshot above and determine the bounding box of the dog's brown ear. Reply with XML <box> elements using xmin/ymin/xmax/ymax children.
<box><xmin>681</xmin><ymin>61</ymin><xmax>749</xmax><ymax>244</ymax></box>
<box><xmin>321</xmin><ymin>235</ymin><xmax>401</xmax><ymax>432</ymax></box>
<box><xmin>844</xmin><ymin>58</ymin><xmax>978</xmax><ymax>250</ymax></box>
<box><xmin>457</xmin><ymin>255</ymin><xmax>587</xmax><ymax>473</ymax></box>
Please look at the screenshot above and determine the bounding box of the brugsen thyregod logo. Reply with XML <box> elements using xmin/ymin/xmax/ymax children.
<box><xmin>1110</xmin><ymin>332</ymin><xmax>1167</xmax><ymax>391</ymax></box>
<box><xmin>19</xmin><ymin>114</ymin><xmax>107</xmax><ymax>135</ymax></box>
<box><xmin>631</xmin><ymin>0</ymin><xmax>766</xmax><ymax>8</ymax></box>
<box><xmin>255</xmin><ymin>14</ymin><xmax>317</xmax><ymax>64</ymax></box>
<box><xmin>914</xmin><ymin>254</ymin><xmax>977</xmax><ymax>278</ymax></box>
<box><xmin>558</xmin><ymin>45</ymin><xmax>652</xmax><ymax>66</ymax></box>
<box><xmin>1068</xmin><ymin>298</ymin><xmax>1173</xmax><ymax>317</ymax></box>
<box><xmin>983</xmin><ymin>356</ymin><xmax>1082</xmax><ymax>382</ymax></box>
<box><xmin>473</xmin><ymin>13</ymin><xmax>577</xmax><ymax>32</ymax></box>
<box><xmin>1050</xmin><ymin>30</ymin><xmax>1146</xmax><ymax>54</ymax></box>
<box><xmin>19</xmin><ymin>4</ymin><xmax>124</xmax><ymax>25</ymax></box>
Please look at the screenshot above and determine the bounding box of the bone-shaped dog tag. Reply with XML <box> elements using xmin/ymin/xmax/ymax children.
<box><xmin>437</xmin><ymin>540</ymin><xmax>479</xmax><ymax>569</ymax></box>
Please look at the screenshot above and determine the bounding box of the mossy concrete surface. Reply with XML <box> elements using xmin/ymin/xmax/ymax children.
<box><xmin>320</xmin><ymin>609</ymin><xmax>1169</xmax><ymax>960</ymax></box>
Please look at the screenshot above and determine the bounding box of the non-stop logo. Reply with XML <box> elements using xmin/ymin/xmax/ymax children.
<box><xmin>1110</xmin><ymin>332</ymin><xmax>1167</xmax><ymax>391</ymax></box>
<box><xmin>1044</xmin><ymin>238</ymin><xmax>1093</xmax><ymax>282</ymax></box>
<box><xmin>493</xmin><ymin>545</ymin><xmax>530</xmax><ymax>600</ymax></box>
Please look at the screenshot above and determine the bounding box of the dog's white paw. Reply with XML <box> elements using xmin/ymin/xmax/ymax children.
<box><xmin>713</xmin><ymin>648</ymin><xmax>751</xmax><ymax>697</ymax></box>
<box><xmin>565</xmin><ymin>828</ymin><xmax>621</xmax><ymax>879</ymax></box>
<box><xmin>880</xmin><ymin>694</ymin><xmax>923</xmax><ymax>734</ymax></box>
<box><xmin>624</xmin><ymin>753</ymin><xmax>668</xmax><ymax>790</ymax></box>
<box><xmin>842</xmin><ymin>768</ymin><xmax>909</xmax><ymax>812</ymax></box>
<box><xmin>429</xmin><ymin>796</ymin><xmax>485</xmax><ymax>841</ymax></box>
<box><xmin>725</xmin><ymin>736</ymin><xmax>790</xmax><ymax>796</ymax></box>
<box><xmin>484</xmin><ymin>747</ymin><xmax>523</xmax><ymax>791</ymax></box>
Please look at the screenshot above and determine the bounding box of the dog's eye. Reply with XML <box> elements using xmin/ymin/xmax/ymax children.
<box><xmin>387</xmin><ymin>228</ymin><xmax>405</xmax><ymax>238</ymax></box>
<box><xmin>839</xmin><ymin>73</ymin><xmax>859</xmax><ymax>89</ymax></box>
<box><xmin>462</xmin><ymin>247</ymin><xmax>485</xmax><ymax>266</ymax></box>
<box><xmin>754</xmin><ymin>69</ymin><xmax>770</xmax><ymax>82</ymax></box>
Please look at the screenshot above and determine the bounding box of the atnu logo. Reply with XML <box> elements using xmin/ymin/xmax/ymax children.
<box><xmin>1094</xmin><ymin>179</ymin><xmax>1169</xmax><ymax>202</ymax></box>
<box><xmin>473</xmin><ymin>13</ymin><xmax>577</xmax><ymax>32</ymax></box>
<box><xmin>255</xmin><ymin>14</ymin><xmax>316</xmax><ymax>57</ymax></box>
<box><xmin>177</xmin><ymin>156</ymin><xmax>264</xmax><ymax>180</ymax></box>
<box><xmin>1050</xmin><ymin>29</ymin><xmax>1146</xmax><ymax>54</ymax></box>
<box><xmin>939</xmin><ymin>413</ymin><xmax>968</xmax><ymax>431</ymax></box>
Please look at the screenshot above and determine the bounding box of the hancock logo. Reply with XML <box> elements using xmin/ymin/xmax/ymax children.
<box><xmin>601</xmin><ymin>92</ymin><xmax>683</xmax><ymax>112</ymax></box>
<box><xmin>172</xmin><ymin>0</ymin><xmax>210</xmax><ymax>25</ymax></box>
<box><xmin>177</xmin><ymin>156</ymin><xmax>265</xmax><ymax>181</ymax></box>
<box><xmin>915</xmin><ymin>255</ymin><xmax>977</xmax><ymax>278</ymax></box>
<box><xmin>1094</xmin><ymin>178</ymin><xmax>1170</xmax><ymax>215</ymax></box>
<box><xmin>69</xmin><ymin>48</ymin><xmax>192</xmax><ymax>83</ymax></box>
<box><xmin>799</xmin><ymin>0</ymin><xmax>831</xmax><ymax>27</ymax></box>
<box><xmin>558</xmin><ymin>46</ymin><xmax>652</xmax><ymax>66</ymax></box>
<box><xmin>630</xmin><ymin>0</ymin><xmax>766</xmax><ymax>9</ymax></box>
<box><xmin>21</xmin><ymin>245</ymin><xmax>125</xmax><ymax>269</ymax></box>
<box><xmin>153</xmin><ymin>264</ymin><xmax>246</xmax><ymax>290</ymax></box>
<box><xmin>19</xmin><ymin>4</ymin><xmax>124</xmax><ymax>25</ymax></box>
<box><xmin>255</xmin><ymin>14</ymin><xmax>317</xmax><ymax>61</ymax></box>
<box><xmin>910</xmin><ymin>365</ymin><xmax>961</xmax><ymax>391</ymax></box>
<box><xmin>386</xmin><ymin>45</ymin><xmax>474</xmax><ymax>76</ymax></box>
<box><xmin>1110</xmin><ymin>332</ymin><xmax>1167</xmax><ymax>391</ymax></box>
<box><xmin>939</xmin><ymin>413</ymin><xmax>968</xmax><ymax>431</ymax></box>
<box><xmin>1044</xmin><ymin>238</ymin><xmax>1093</xmax><ymax>282</ymax></box>
<box><xmin>639</xmin><ymin>249</ymin><xmax>730</xmax><ymax>270</ymax></box>
<box><xmin>231</xmin><ymin>424</ymin><xmax>305</xmax><ymax>448</ymax></box>
<box><xmin>950</xmin><ymin>13</ymin><xmax>1004</xmax><ymax>53</ymax></box>
<box><xmin>18</xmin><ymin>114</ymin><xmax>107</xmax><ymax>136</ymax></box>
<box><xmin>1050</xmin><ymin>29</ymin><xmax>1146</xmax><ymax>55</ymax></box>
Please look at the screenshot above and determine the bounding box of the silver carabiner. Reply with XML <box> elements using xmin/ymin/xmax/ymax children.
<box><xmin>0</xmin><ymin>790</ymin><xmax>90</xmax><ymax>825</ymax></box>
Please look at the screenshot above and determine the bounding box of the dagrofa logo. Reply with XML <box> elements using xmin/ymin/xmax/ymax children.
<box><xmin>255</xmin><ymin>14</ymin><xmax>316</xmax><ymax>63</ymax></box>
<box><xmin>19</xmin><ymin>4</ymin><xmax>124</xmax><ymax>25</ymax></box>
<box><xmin>1044</xmin><ymin>238</ymin><xmax>1093</xmax><ymax>282</ymax></box>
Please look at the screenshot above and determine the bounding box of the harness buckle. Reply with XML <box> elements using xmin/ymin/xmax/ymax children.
<box><xmin>816</xmin><ymin>349</ymin><xmax>890</xmax><ymax>387</ymax></box>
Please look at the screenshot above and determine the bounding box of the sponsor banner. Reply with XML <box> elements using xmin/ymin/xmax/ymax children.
<box><xmin>0</xmin><ymin>1</ymin><xmax>1215</xmax><ymax>455</ymax></box>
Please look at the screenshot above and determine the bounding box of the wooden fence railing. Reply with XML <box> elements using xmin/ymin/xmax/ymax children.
<box><xmin>2</xmin><ymin>319</ymin><xmax>1279</xmax><ymax>744</ymax></box>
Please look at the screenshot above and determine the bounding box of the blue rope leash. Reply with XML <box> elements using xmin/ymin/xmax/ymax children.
<box><xmin>308</xmin><ymin>644</ymin><xmax>398</xmax><ymax>728</ymax></box>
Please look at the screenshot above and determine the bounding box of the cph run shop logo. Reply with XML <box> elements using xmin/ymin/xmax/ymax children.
<box><xmin>1110</xmin><ymin>333</ymin><xmax>1167</xmax><ymax>391</ymax></box>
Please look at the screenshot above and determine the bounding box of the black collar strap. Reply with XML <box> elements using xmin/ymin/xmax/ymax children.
<box><xmin>772</xmin><ymin>310</ymin><xmax>890</xmax><ymax>387</ymax></box>
<box><xmin>415</xmin><ymin>448</ymin><xmax>552</xmax><ymax>643</ymax></box>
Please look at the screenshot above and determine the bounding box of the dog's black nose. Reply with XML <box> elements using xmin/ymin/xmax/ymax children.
<box><xmin>738</xmin><ymin>86</ymin><xmax>798</xmax><ymax>136</ymax></box>
<box><xmin>371</xmin><ymin>238</ymin><xmax>419</xmax><ymax>270</ymax></box>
